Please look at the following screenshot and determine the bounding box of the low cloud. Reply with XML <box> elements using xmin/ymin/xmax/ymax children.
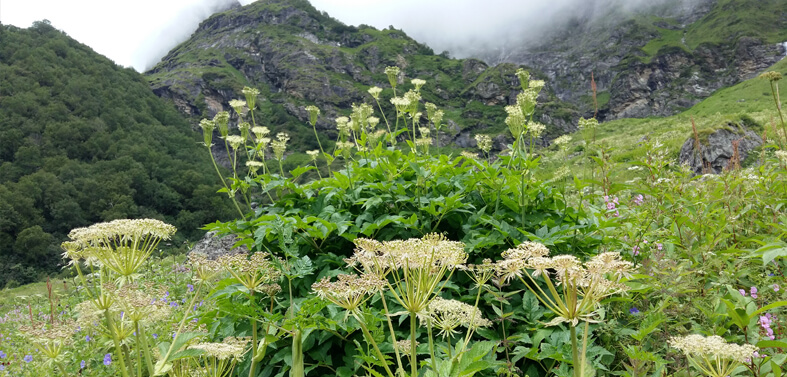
<box><xmin>308</xmin><ymin>0</ymin><xmax>706</xmax><ymax>59</ymax></box>
<box><xmin>135</xmin><ymin>0</ymin><xmax>239</xmax><ymax>71</ymax></box>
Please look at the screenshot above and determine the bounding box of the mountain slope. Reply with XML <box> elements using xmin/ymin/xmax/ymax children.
<box><xmin>539</xmin><ymin>55</ymin><xmax>787</xmax><ymax>178</ymax></box>
<box><xmin>0</xmin><ymin>21</ymin><xmax>233</xmax><ymax>287</ymax></box>
<box><xmin>145</xmin><ymin>0</ymin><xmax>580</xmax><ymax>157</ymax></box>
<box><xmin>481</xmin><ymin>0</ymin><xmax>787</xmax><ymax>120</ymax></box>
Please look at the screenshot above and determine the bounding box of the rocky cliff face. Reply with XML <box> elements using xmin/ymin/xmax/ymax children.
<box><xmin>147</xmin><ymin>0</ymin><xmax>787</xmax><ymax>151</ymax></box>
<box><xmin>475</xmin><ymin>0</ymin><xmax>787</xmax><ymax>120</ymax></box>
<box><xmin>145</xmin><ymin>0</ymin><xmax>579</xmax><ymax>154</ymax></box>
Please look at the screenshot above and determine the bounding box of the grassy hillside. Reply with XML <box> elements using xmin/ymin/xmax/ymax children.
<box><xmin>541</xmin><ymin>56</ymin><xmax>787</xmax><ymax>176</ymax></box>
<box><xmin>0</xmin><ymin>22</ymin><xmax>234</xmax><ymax>287</ymax></box>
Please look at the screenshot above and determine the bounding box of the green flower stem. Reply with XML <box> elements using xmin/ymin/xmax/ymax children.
<box><xmin>373</xmin><ymin>99</ymin><xmax>394</xmax><ymax>146</ymax></box>
<box><xmin>133</xmin><ymin>322</ymin><xmax>143</xmax><ymax>377</ymax></box>
<box><xmin>581</xmin><ymin>321</ymin><xmax>590</xmax><ymax>377</ymax></box>
<box><xmin>105</xmin><ymin>310</ymin><xmax>131</xmax><ymax>377</ymax></box>
<box><xmin>249</xmin><ymin>290</ymin><xmax>259</xmax><ymax>377</ymax></box>
<box><xmin>312</xmin><ymin>124</ymin><xmax>325</xmax><ymax>155</ymax></box>
<box><xmin>410</xmin><ymin>312</ymin><xmax>418</xmax><ymax>377</ymax></box>
<box><xmin>570</xmin><ymin>325</ymin><xmax>580</xmax><ymax>377</ymax></box>
<box><xmin>158</xmin><ymin>282</ymin><xmax>204</xmax><ymax>373</ymax></box>
<box><xmin>426</xmin><ymin>317</ymin><xmax>437</xmax><ymax>373</ymax></box>
<box><xmin>353</xmin><ymin>312</ymin><xmax>395</xmax><ymax>377</ymax></box>
<box><xmin>460</xmin><ymin>285</ymin><xmax>486</xmax><ymax>356</ymax></box>
<box><xmin>291</xmin><ymin>330</ymin><xmax>305</xmax><ymax>377</ymax></box>
<box><xmin>137</xmin><ymin>325</ymin><xmax>156</xmax><ymax>376</ymax></box>
<box><xmin>208</xmin><ymin>145</ymin><xmax>245</xmax><ymax>219</ymax></box>
<box><xmin>313</xmin><ymin>160</ymin><xmax>322</xmax><ymax>179</ymax></box>
<box><xmin>379</xmin><ymin>293</ymin><xmax>404</xmax><ymax>374</ymax></box>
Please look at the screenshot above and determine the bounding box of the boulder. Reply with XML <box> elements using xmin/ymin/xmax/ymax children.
<box><xmin>679</xmin><ymin>120</ymin><xmax>762</xmax><ymax>175</ymax></box>
<box><xmin>189</xmin><ymin>231</ymin><xmax>248</xmax><ymax>260</ymax></box>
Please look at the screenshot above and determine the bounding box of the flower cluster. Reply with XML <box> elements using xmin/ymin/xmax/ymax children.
<box><xmin>63</xmin><ymin>219</ymin><xmax>177</xmax><ymax>283</ymax></box>
<box><xmin>669</xmin><ymin>334</ymin><xmax>757</xmax><ymax>364</ymax></box>
<box><xmin>475</xmin><ymin>134</ymin><xmax>493</xmax><ymax>154</ymax></box>
<box><xmin>218</xmin><ymin>252</ymin><xmax>282</xmax><ymax>294</ymax></box>
<box><xmin>426</xmin><ymin>297</ymin><xmax>492</xmax><ymax>339</ymax></box>
<box><xmin>604</xmin><ymin>195</ymin><xmax>619</xmax><ymax>217</ymax></box>
<box><xmin>759</xmin><ymin>314</ymin><xmax>776</xmax><ymax>340</ymax></box>
<box><xmin>311</xmin><ymin>274</ymin><xmax>386</xmax><ymax>311</ymax></box>
<box><xmin>189</xmin><ymin>337</ymin><xmax>250</xmax><ymax>360</ymax></box>
<box><xmin>347</xmin><ymin>234</ymin><xmax>468</xmax><ymax>274</ymax></box>
<box><xmin>498</xmin><ymin>244</ymin><xmax>632</xmax><ymax>326</ymax></box>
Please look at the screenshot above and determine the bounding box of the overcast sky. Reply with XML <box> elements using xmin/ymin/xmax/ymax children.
<box><xmin>1</xmin><ymin>0</ymin><xmax>689</xmax><ymax>71</ymax></box>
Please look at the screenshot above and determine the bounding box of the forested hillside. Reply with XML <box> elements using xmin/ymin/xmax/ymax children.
<box><xmin>0</xmin><ymin>21</ymin><xmax>233</xmax><ymax>287</ymax></box>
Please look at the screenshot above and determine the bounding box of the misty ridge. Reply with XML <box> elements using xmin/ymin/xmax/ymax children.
<box><xmin>136</xmin><ymin>0</ymin><xmax>708</xmax><ymax>71</ymax></box>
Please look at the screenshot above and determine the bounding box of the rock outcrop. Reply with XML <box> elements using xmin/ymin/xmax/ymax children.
<box><xmin>679</xmin><ymin>120</ymin><xmax>763</xmax><ymax>175</ymax></box>
<box><xmin>189</xmin><ymin>231</ymin><xmax>248</xmax><ymax>260</ymax></box>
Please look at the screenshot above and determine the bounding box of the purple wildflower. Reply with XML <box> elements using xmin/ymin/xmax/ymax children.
<box><xmin>24</xmin><ymin>354</ymin><xmax>33</xmax><ymax>363</ymax></box>
<box><xmin>103</xmin><ymin>353</ymin><xmax>112</xmax><ymax>366</ymax></box>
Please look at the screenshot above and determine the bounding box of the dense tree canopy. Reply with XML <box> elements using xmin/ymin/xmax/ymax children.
<box><xmin>0</xmin><ymin>21</ymin><xmax>234</xmax><ymax>287</ymax></box>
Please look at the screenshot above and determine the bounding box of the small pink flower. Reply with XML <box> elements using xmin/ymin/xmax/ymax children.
<box><xmin>774</xmin><ymin>284</ymin><xmax>780</xmax><ymax>292</ymax></box>
<box><xmin>656</xmin><ymin>243</ymin><xmax>663</xmax><ymax>250</ymax></box>
<box><xmin>751</xmin><ymin>286</ymin><xmax>758</xmax><ymax>298</ymax></box>
<box><xmin>739</xmin><ymin>289</ymin><xmax>747</xmax><ymax>297</ymax></box>
<box><xmin>633</xmin><ymin>245</ymin><xmax>640</xmax><ymax>256</ymax></box>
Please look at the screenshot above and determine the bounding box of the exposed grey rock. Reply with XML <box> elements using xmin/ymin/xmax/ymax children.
<box><xmin>189</xmin><ymin>231</ymin><xmax>248</xmax><ymax>260</ymax></box>
<box><xmin>679</xmin><ymin>121</ymin><xmax>763</xmax><ymax>175</ymax></box>
<box><xmin>472</xmin><ymin>0</ymin><xmax>785</xmax><ymax>121</ymax></box>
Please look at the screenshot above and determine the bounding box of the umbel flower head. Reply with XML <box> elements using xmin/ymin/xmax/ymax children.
<box><xmin>305</xmin><ymin>105</ymin><xmax>320</xmax><ymax>126</ymax></box>
<box><xmin>497</xmin><ymin>243</ymin><xmax>632</xmax><ymax>326</ymax></box>
<box><xmin>242</xmin><ymin>86</ymin><xmax>260</xmax><ymax>110</ymax></box>
<box><xmin>427</xmin><ymin>297</ymin><xmax>492</xmax><ymax>339</ymax></box>
<box><xmin>411</xmin><ymin>78</ymin><xmax>426</xmax><ymax>91</ymax></box>
<box><xmin>199</xmin><ymin>119</ymin><xmax>216</xmax><ymax>146</ymax></box>
<box><xmin>515</xmin><ymin>68</ymin><xmax>531</xmax><ymax>91</ymax></box>
<box><xmin>214</xmin><ymin>111</ymin><xmax>230</xmax><ymax>138</ymax></box>
<box><xmin>116</xmin><ymin>283</ymin><xmax>172</xmax><ymax>323</ymax></box>
<box><xmin>226</xmin><ymin>135</ymin><xmax>244</xmax><ymax>150</ymax></box>
<box><xmin>19</xmin><ymin>320</ymin><xmax>80</xmax><ymax>364</ymax></box>
<box><xmin>229</xmin><ymin>99</ymin><xmax>247</xmax><ymax>116</ymax></box>
<box><xmin>347</xmin><ymin>234</ymin><xmax>468</xmax><ymax>315</ymax></box>
<box><xmin>251</xmin><ymin>126</ymin><xmax>270</xmax><ymax>142</ymax></box>
<box><xmin>368</xmin><ymin>86</ymin><xmax>383</xmax><ymax>99</ymax></box>
<box><xmin>670</xmin><ymin>334</ymin><xmax>757</xmax><ymax>377</ymax></box>
<box><xmin>189</xmin><ymin>337</ymin><xmax>250</xmax><ymax>377</ymax></box>
<box><xmin>553</xmin><ymin>135</ymin><xmax>572</xmax><ymax>148</ymax></box>
<box><xmin>385</xmin><ymin>66</ymin><xmax>401</xmax><ymax>88</ymax></box>
<box><xmin>578</xmin><ymin>117</ymin><xmax>599</xmax><ymax>130</ymax></box>
<box><xmin>760</xmin><ymin>71</ymin><xmax>783</xmax><ymax>82</ymax></box>
<box><xmin>218</xmin><ymin>252</ymin><xmax>282</xmax><ymax>294</ymax></box>
<box><xmin>336</xmin><ymin>116</ymin><xmax>351</xmax><ymax>136</ymax></box>
<box><xmin>312</xmin><ymin>273</ymin><xmax>386</xmax><ymax>312</ymax></box>
<box><xmin>272</xmin><ymin>132</ymin><xmax>290</xmax><ymax>161</ymax></box>
<box><xmin>64</xmin><ymin>219</ymin><xmax>176</xmax><ymax>284</ymax></box>
<box><xmin>190</xmin><ymin>337</ymin><xmax>250</xmax><ymax>360</ymax></box>
<box><xmin>475</xmin><ymin>134</ymin><xmax>493</xmax><ymax>154</ymax></box>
